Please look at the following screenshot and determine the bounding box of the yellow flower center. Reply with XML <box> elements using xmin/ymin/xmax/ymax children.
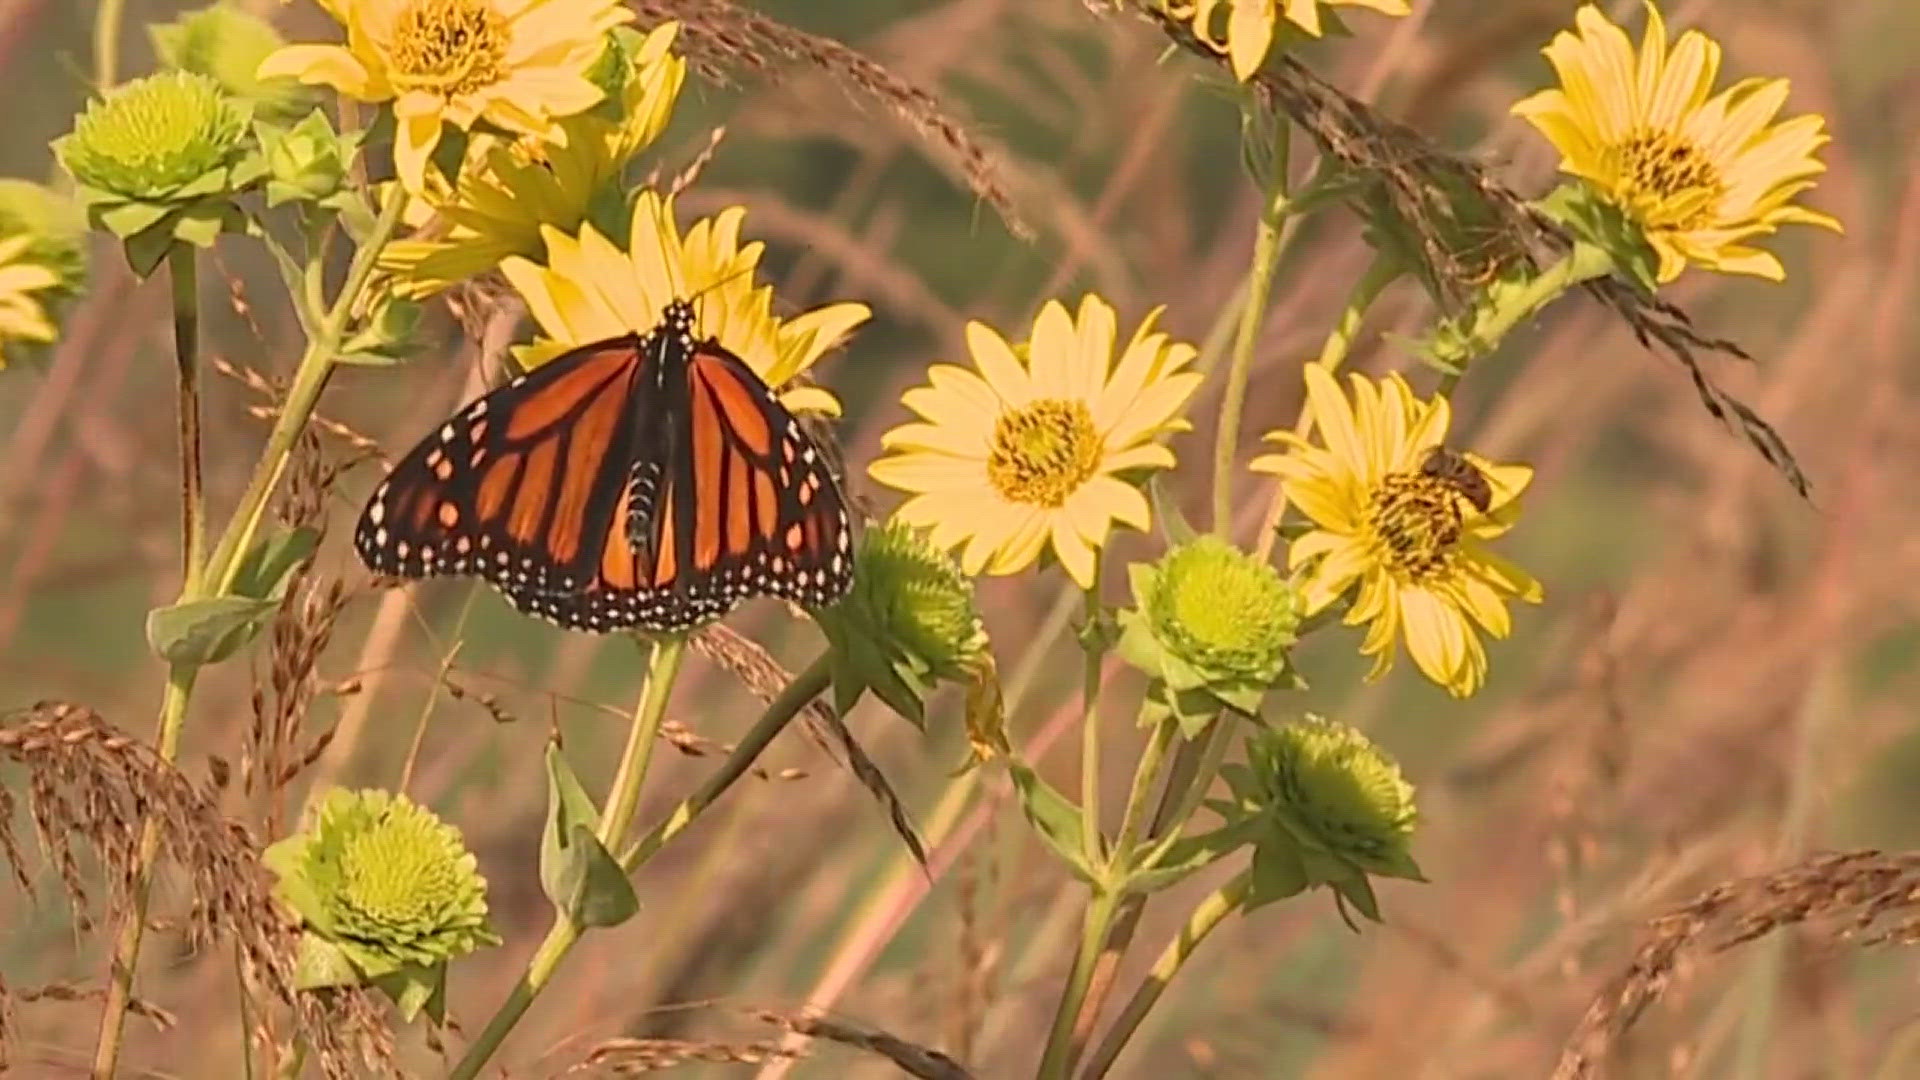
<box><xmin>1366</xmin><ymin>472</ymin><xmax>1464</xmax><ymax>581</ymax></box>
<box><xmin>986</xmin><ymin>398</ymin><xmax>1101</xmax><ymax>508</ymax></box>
<box><xmin>1609</xmin><ymin>128</ymin><xmax>1723</xmax><ymax>227</ymax></box>
<box><xmin>389</xmin><ymin>0</ymin><xmax>508</xmax><ymax>97</ymax></box>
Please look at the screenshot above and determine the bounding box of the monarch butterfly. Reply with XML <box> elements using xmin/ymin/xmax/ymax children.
<box><xmin>353</xmin><ymin>299</ymin><xmax>854</xmax><ymax>633</ymax></box>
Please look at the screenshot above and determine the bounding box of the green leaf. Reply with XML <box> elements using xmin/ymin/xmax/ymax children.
<box><xmin>122</xmin><ymin>220</ymin><xmax>179</xmax><ymax>278</ymax></box>
<box><xmin>1331</xmin><ymin>872</ymin><xmax>1382</xmax><ymax>926</ymax></box>
<box><xmin>1007</xmin><ymin>759</ymin><xmax>1097</xmax><ymax>882</ymax></box>
<box><xmin>230</xmin><ymin>525</ymin><xmax>320</xmax><ymax>600</ymax></box>
<box><xmin>95</xmin><ymin>198</ymin><xmax>172</xmax><ymax>239</ymax></box>
<box><xmin>539</xmin><ymin>743</ymin><xmax>638</xmax><ymax>928</ymax></box>
<box><xmin>292</xmin><ymin>932</ymin><xmax>362</xmax><ymax>990</ymax></box>
<box><xmin>1121</xmin><ymin>827</ymin><xmax>1245</xmax><ymax>896</ymax></box>
<box><xmin>256</xmin><ymin>225</ymin><xmax>319</xmax><ymax>336</ymax></box>
<box><xmin>146</xmin><ymin>595</ymin><xmax>275</xmax><ymax>665</ymax></box>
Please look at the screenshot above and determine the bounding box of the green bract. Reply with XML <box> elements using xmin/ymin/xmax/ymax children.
<box><xmin>1216</xmin><ymin>717</ymin><xmax>1422</xmax><ymax>922</ymax></box>
<box><xmin>151</xmin><ymin>2</ymin><xmax>308</xmax><ymax>119</ymax></box>
<box><xmin>56</xmin><ymin>71</ymin><xmax>262</xmax><ymax>276</ymax></box>
<box><xmin>817</xmin><ymin>519</ymin><xmax>989</xmax><ymax>726</ymax></box>
<box><xmin>265</xmin><ymin>789</ymin><xmax>500</xmax><ymax>1021</ymax></box>
<box><xmin>1117</xmin><ymin>535</ymin><xmax>1302</xmax><ymax>735</ymax></box>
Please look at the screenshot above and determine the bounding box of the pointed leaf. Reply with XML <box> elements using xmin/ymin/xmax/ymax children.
<box><xmin>1148</xmin><ymin>475</ymin><xmax>1197</xmax><ymax>545</ymax></box>
<box><xmin>231</xmin><ymin>525</ymin><xmax>321</xmax><ymax>601</ymax></box>
<box><xmin>539</xmin><ymin>744</ymin><xmax>639</xmax><ymax>927</ymax></box>
<box><xmin>1007</xmin><ymin>759</ymin><xmax>1096</xmax><ymax>882</ymax></box>
<box><xmin>146</xmin><ymin>595</ymin><xmax>275</xmax><ymax>665</ymax></box>
<box><xmin>292</xmin><ymin>933</ymin><xmax>362</xmax><ymax>990</ymax></box>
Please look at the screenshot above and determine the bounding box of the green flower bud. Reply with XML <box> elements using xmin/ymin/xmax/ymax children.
<box><xmin>585</xmin><ymin>25</ymin><xmax>645</xmax><ymax>107</ymax></box>
<box><xmin>1117</xmin><ymin>536</ymin><xmax>1301</xmax><ymax>734</ymax></box>
<box><xmin>1219</xmin><ymin>717</ymin><xmax>1422</xmax><ymax>921</ymax></box>
<box><xmin>58</xmin><ymin>72</ymin><xmax>249</xmax><ymax>200</ymax></box>
<box><xmin>817</xmin><ymin>519</ymin><xmax>990</xmax><ymax>727</ymax></box>
<box><xmin>258</xmin><ymin>109</ymin><xmax>362</xmax><ymax>207</ymax></box>
<box><xmin>151</xmin><ymin>2</ymin><xmax>307</xmax><ymax>118</ymax></box>
<box><xmin>0</xmin><ymin>180</ymin><xmax>88</xmax><ymax>299</ymax></box>
<box><xmin>265</xmin><ymin>789</ymin><xmax>500</xmax><ymax>993</ymax></box>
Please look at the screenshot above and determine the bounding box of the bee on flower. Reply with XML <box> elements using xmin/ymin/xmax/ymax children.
<box><xmin>1252</xmin><ymin>366</ymin><xmax>1541</xmax><ymax>698</ymax></box>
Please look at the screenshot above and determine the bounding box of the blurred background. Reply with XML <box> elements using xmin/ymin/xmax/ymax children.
<box><xmin>3</xmin><ymin>0</ymin><xmax>1919</xmax><ymax>1076</ymax></box>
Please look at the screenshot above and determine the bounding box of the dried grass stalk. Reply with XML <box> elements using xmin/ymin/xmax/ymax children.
<box><xmin>633</xmin><ymin>0</ymin><xmax>1030</xmax><ymax>238</ymax></box>
<box><xmin>757</xmin><ymin>1011</ymin><xmax>976</xmax><ymax>1080</ymax></box>
<box><xmin>1553</xmin><ymin>849</ymin><xmax>1920</xmax><ymax>1080</ymax></box>
<box><xmin>691</xmin><ymin>625</ymin><xmax>928</xmax><ymax>866</ymax></box>
<box><xmin>0</xmin><ymin>702</ymin><xmax>391</xmax><ymax>1076</ymax></box>
<box><xmin>1120</xmin><ymin>3</ymin><xmax>1808</xmax><ymax>497</ymax></box>
<box><xmin>562</xmin><ymin>1035</ymin><xmax>804</xmax><ymax>1075</ymax></box>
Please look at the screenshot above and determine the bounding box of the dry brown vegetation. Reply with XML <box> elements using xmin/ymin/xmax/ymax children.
<box><xmin>3</xmin><ymin>0</ymin><xmax>1919</xmax><ymax>1077</ymax></box>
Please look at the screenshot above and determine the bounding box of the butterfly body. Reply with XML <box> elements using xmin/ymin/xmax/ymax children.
<box><xmin>355</xmin><ymin>300</ymin><xmax>854</xmax><ymax>633</ymax></box>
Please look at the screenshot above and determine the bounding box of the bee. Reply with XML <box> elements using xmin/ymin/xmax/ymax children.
<box><xmin>1419</xmin><ymin>445</ymin><xmax>1494</xmax><ymax>514</ymax></box>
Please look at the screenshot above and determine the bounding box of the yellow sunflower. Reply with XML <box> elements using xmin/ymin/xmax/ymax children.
<box><xmin>0</xmin><ymin>235</ymin><xmax>61</xmax><ymax>370</ymax></box>
<box><xmin>1183</xmin><ymin>0</ymin><xmax>1411</xmax><ymax>80</ymax></box>
<box><xmin>259</xmin><ymin>0</ymin><xmax>632</xmax><ymax>192</ymax></box>
<box><xmin>499</xmin><ymin>189</ymin><xmax>871</xmax><ymax>416</ymax></box>
<box><xmin>1251</xmin><ymin>366</ymin><xmax>1542</xmax><ymax>697</ymax></box>
<box><xmin>1511</xmin><ymin>2</ymin><xmax>1839</xmax><ymax>282</ymax></box>
<box><xmin>869</xmin><ymin>295</ymin><xmax>1201</xmax><ymax>589</ymax></box>
<box><xmin>380</xmin><ymin>21</ymin><xmax>686</xmax><ymax>296</ymax></box>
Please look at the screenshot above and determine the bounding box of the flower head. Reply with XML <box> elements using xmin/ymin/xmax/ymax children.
<box><xmin>501</xmin><ymin>189</ymin><xmax>869</xmax><ymax>415</ymax></box>
<box><xmin>1219</xmin><ymin>717</ymin><xmax>1420</xmax><ymax>919</ymax></box>
<box><xmin>265</xmin><ymin>788</ymin><xmax>499</xmax><ymax>990</ymax></box>
<box><xmin>1251</xmin><ymin>366</ymin><xmax>1542</xmax><ymax>697</ymax></box>
<box><xmin>1179</xmin><ymin>0</ymin><xmax>1410</xmax><ymax>80</ymax></box>
<box><xmin>259</xmin><ymin>0</ymin><xmax>633</xmax><ymax>192</ymax></box>
<box><xmin>58</xmin><ymin>71</ymin><xmax>250</xmax><ymax>200</ymax></box>
<box><xmin>1511</xmin><ymin>2</ymin><xmax>1839</xmax><ymax>282</ymax></box>
<box><xmin>869</xmin><ymin>295</ymin><xmax>1201</xmax><ymax>588</ymax></box>
<box><xmin>152</xmin><ymin>2</ymin><xmax>309</xmax><ymax>118</ymax></box>
<box><xmin>381</xmin><ymin>21</ymin><xmax>686</xmax><ymax>296</ymax></box>
<box><xmin>1117</xmin><ymin>535</ymin><xmax>1302</xmax><ymax>731</ymax></box>
<box><xmin>817</xmin><ymin>519</ymin><xmax>991</xmax><ymax>727</ymax></box>
<box><xmin>0</xmin><ymin>236</ymin><xmax>64</xmax><ymax>371</ymax></box>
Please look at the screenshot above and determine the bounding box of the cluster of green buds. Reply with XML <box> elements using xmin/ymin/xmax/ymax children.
<box><xmin>1116</xmin><ymin>534</ymin><xmax>1303</xmax><ymax>736</ymax></box>
<box><xmin>265</xmin><ymin>789</ymin><xmax>500</xmax><ymax>1022</ymax></box>
<box><xmin>56</xmin><ymin>70</ymin><xmax>261</xmax><ymax>275</ymax></box>
<box><xmin>816</xmin><ymin>519</ymin><xmax>991</xmax><ymax>727</ymax></box>
<box><xmin>1213</xmin><ymin>717</ymin><xmax>1422</xmax><ymax>923</ymax></box>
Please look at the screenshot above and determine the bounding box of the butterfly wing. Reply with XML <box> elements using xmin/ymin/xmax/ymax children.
<box><xmin>500</xmin><ymin>334</ymin><xmax>855</xmax><ymax>632</ymax></box>
<box><xmin>354</xmin><ymin>336</ymin><xmax>646</xmax><ymax>601</ymax></box>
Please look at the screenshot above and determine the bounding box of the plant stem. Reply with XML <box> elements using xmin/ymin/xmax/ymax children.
<box><xmin>1254</xmin><ymin>255</ymin><xmax>1399</xmax><ymax>562</ymax></box>
<box><xmin>92</xmin><ymin>0</ymin><xmax>126</xmax><ymax>90</ymax></box>
<box><xmin>1211</xmin><ymin>121</ymin><xmax>1292</xmax><ymax>535</ymax></box>
<box><xmin>1079</xmin><ymin>869</ymin><xmax>1250</xmax><ymax>1080</ymax></box>
<box><xmin>1113</xmin><ymin>717</ymin><xmax>1176</xmax><ymax>864</ymax></box>
<box><xmin>1431</xmin><ymin>241</ymin><xmax>1615</xmax><ymax>399</ymax></box>
<box><xmin>1079</xmin><ymin>567</ymin><xmax>1106</xmax><ymax>869</ymax></box>
<box><xmin>621</xmin><ymin>654</ymin><xmax>829</xmax><ymax>870</ymax></box>
<box><xmin>169</xmin><ymin>245</ymin><xmax>206</xmax><ymax>594</ymax></box>
<box><xmin>92</xmin><ymin>189</ymin><xmax>411</xmax><ymax>1079</ymax></box>
<box><xmin>1036</xmin><ymin>888</ymin><xmax>1121</xmax><ymax>1080</ymax></box>
<box><xmin>450</xmin><ymin>634</ymin><xmax>696</xmax><ymax>1080</ymax></box>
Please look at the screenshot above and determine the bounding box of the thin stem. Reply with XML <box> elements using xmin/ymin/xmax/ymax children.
<box><xmin>169</xmin><ymin>245</ymin><xmax>206</xmax><ymax>594</ymax></box>
<box><xmin>450</xmin><ymin>635</ymin><xmax>690</xmax><ymax>1080</ymax></box>
<box><xmin>1211</xmin><ymin>122</ymin><xmax>1292</xmax><ymax>535</ymax></box>
<box><xmin>621</xmin><ymin>654</ymin><xmax>829</xmax><ymax>870</ymax></box>
<box><xmin>92</xmin><ymin>189</ymin><xmax>412</xmax><ymax>1078</ymax></box>
<box><xmin>92</xmin><ymin>0</ymin><xmax>126</xmax><ymax>90</ymax></box>
<box><xmin>1079</xmin><ymin>566</ymin><xmax>1106</xmax><ymax>869</ymax></box>
<box><xmin>1254</xmin><ymin>255</ymin><xmax>1400</xmax><ymax>562</ymax></box>
<box><xmin>1037</xmin><ymin>889</ymin><xmax>1120</xmax><ymax>1080</ymax></box>
<box><xmin>1079</xmin><ymin>870</ymin><xmax>1251</xmax><ymax>1080</ymax></box>
<box><xmin>1113</xmin><ymin>717</ymin><xmax>1176</xmax><ymax>866</ymax></box>
<box><xmin>399</xmin><ymin>588</ymin><xmax>480</xmax><ymax>795</ymax></box>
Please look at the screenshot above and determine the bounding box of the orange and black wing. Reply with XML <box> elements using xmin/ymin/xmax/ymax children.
<box><xmin>354</xmin><ymin>336</ymin><xmax>646</xmax><ymax>606</ymax></box>
<box><xmin>502</xmin><ymin>329</ymin><xmax>854</xmax><ymax>632</ymax></box>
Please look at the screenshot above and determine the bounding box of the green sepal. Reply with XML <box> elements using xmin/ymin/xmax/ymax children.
<box><xmin>538</xmin><ymin>743</ymin><xmax>638</xmax><ymax>928</ymax></box>
<box><xmin>1007</xmin><ymin>759</ymin><xmax>1097</xmax><ymax>883</ymax></box>
<box><xmin>1536</xmin><ymin>181</ymin><xmax>1659</xmax><ymax>294</ymax></box>
<box><xmin>291</xmin><ymin>931</ymin><xmax>362</xmax><ymax>990</ymax></box>
<box><xmin>1244</xmin><ymin>833</ymin><xmax>1310</xmax><ymax>912</ymax></box>
<box><xmin>339</xmin><ymin>295</ymin><xmax>425</xmax><ymax>365</ymax></box>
